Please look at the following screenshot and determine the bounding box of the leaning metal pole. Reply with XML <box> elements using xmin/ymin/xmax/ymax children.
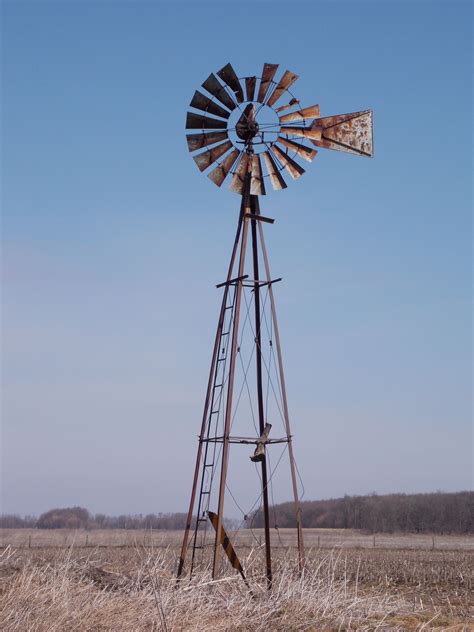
<box><xmin>256</xmin><ymin>207</ymin><xmax>305</xmax><ymax>571</ymax></box>
<box><xmin>250</xmin><ymin>194</ymin><xmax>273</xmax><ymax>589</ymax></box>
<box><xmin>177</xmin><ymin>195</ymin><xmax>246</xmax><ymax>579</ymax></box>
<box><xmin>212</xmin><ymin>169</ymin><xmax>251</xmax><ymax>579</ymax></box>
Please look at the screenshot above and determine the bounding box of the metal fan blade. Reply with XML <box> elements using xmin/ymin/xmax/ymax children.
<box><xmin>262</xmin><ymin>151</ymin><xmax>287</xmax><ymax>191</ymax></box>
<box><xmin>257</xmin><ymin>63</ymin><xmax>279</xmax><ymax>103</ymax></box>
<box><xmin>272</xmin><ymin>145</ymin><xmax>305</xmax><ymax>179</ymax></box>
<box><xmin>217</xmin><ymin>63</ymin><xmax>244</xmax><ymax>103</ymax></box>
<box><xmin>250</xmin><ymin>154</ymin><xmax>266</xmax><ymax>196</ymax></box>
<box><xmin>275</xmin><ymin>98</ymin><xmax>299</xmax><ymax>114</ymax></box>
<box><xmin>310</xmin><ymin>110</ymin><xmax>373</xmax><ymax>157</ymax></box>
<box><xmin>279</xmin><ymin>104</ymin><xmax>320</xmax><ymax>124</ymax></box>
<box><xmin>186</xmin><ymin>112</ymin><xmax>227</xmax><ymax>130</ymax></box>
<box><xmin>186</xmin><ymin>131</ymin><xmax>228</xmax><ymax>152</ymax></box>
<box><xmin>280</xmin><ymin>126</ymin><xmax>322</xmax><ymax>141</ymax></box>
<box><xmin>193</xmin><ymin>140</ymin><xmax>233</xmax><ymax>172</ymax></box>
<box><xmin>245</xmin><ymin>77</ymin><xmax>256</xmax><ymax>102</ymax></box>
<box><xmin>189</xmin><ymin>90</ymin><xmax>231</xmax><ymax>120</ymax></box>
<box><xmin>207</xmin><ymin>149</ymin><xmax>240</xmax><ymax>187</ymax></box>
<box><xmin>202</xmin><ymin>73</ymin><xmax>237</xmax><ymax>111</ymax></box>
<box><xmin>276</xmin><ymin>137</ymin><xmax>317</xmax><ymax>162</ymax></box>
<box><xmin>266</xmin><ymin>70</ymin><xmax>299</xmax><ymax>107</ymax></box>
<box><xmin>229</xmin><ymin>152</ymin><xmax>250</xmax><ymax>194</ymax></box>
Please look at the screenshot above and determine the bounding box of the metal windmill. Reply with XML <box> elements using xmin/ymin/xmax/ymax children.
<box><xmin>177</xmin><ymin>62</ymin><xmax>373</xmax><ymax>588</ymax></box>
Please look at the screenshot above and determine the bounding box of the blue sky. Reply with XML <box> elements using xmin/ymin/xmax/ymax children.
<box><xmin>2</xmin><ymin>0</ymin><xmax>472</xmax><ymax>516</ymax></box>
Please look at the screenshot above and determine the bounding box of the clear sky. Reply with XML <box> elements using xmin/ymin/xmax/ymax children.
<box><xmin>1</xmin><ymin>0</ymin><xmax>472</xmax><ymax>517</ymax></box>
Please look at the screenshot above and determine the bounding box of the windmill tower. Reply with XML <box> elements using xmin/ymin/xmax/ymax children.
<box><xmin>177</xmin><ymin>63</ymin><xmax>373</xmax><ymax>588</ymax></box>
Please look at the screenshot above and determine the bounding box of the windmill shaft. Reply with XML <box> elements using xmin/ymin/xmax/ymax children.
<box><xmin>250</xmin><ymin>195</ymin><xmax>273</xmax><ymax>589</ymax></box>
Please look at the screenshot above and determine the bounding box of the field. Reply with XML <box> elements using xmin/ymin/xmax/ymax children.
<box><xmin>1</xmin><ymin>529</ymin><xmax>473</xmax><ymax>631</ymax></box>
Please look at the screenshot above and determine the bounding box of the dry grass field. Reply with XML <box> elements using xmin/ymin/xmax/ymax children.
<box><xmin>1</xmin><ymin>529</ymin><xmax>473</xmax><ymax>631</ymax></box>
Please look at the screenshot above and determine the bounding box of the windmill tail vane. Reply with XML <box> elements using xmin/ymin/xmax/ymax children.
<box><xmin>178</xmin><ymin>62</ymin><xmax>373</xmax><ymax>590</ymax></box>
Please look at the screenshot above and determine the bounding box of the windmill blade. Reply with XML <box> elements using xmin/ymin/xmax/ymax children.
<box><xmin>310</xmin><ymin>110</ymin><xmax>373</xmax><ymax>156</ymax></box>
<box><xmin>186</xmin><ymin>112</ymin><xmax>227</xmax><ymax>130</ymax></box>
<box><xmin>208</xmin><ymin>149</ymin><xmax>240</xmax><ymax>187</ymax></box>
<box><xmin>266</xmin><ymin>70</ymin><xmax>299</xmax><ymax>107</ymax></box>
<box><xmin>280</xmin><ymin>126</ymin><xmax>322</xmax><ymax>141</ymax></box>
<box><xmin>245</xmin><ymin>76</ymin><xmax>256</xmax><ymax>102</ymax></box>
<box><xmin>276</xmin><ymin>137</ymin><xmax>317</xmax><ymax>162</ymax></box>
<box><xmin>279</xmin><ymin>104</ymin><xmax>320</xmax><ymax>124</ymax></box>
<box><xmin>257</xmin><ymin>63</ymin><xmax>279</xmax><ymax>103</ymax></box>
<box><xmin>229</xmin><ymin>152</ymin><xmax>250</xmax><ymax>194</ymax></box>
<box><xmin>250</xmin><ymin>154</ymin><xmax>266</xmax><ymax>196</ymax></box>
<box><xmin>262</xmin><ymin>151</ymin><xmax>287</xmax><ymax>191</ymax></box>
<box><xmin>193</xmin><ymin>140</ymin><xmax>233</xmax><ymax>172</ymax></box>
<box><xmin>186</xmin><ymin>131</ymin><xmax>228</xmax><ymax>152</ymax></box>
<box><xmin>190</xmin><ymin>90</ymin><xmax>231</xmax><ymax>120</ymax></box>
<box><xmin>202</xmin><ymin>73</ymin><xmax>237</xmax><ymax>111</ymax></box>
<box><xmin>217</xmin><ymin>63</ymin><xmax>244</xmax><ymax>103</ymax></box>
<box><xmin>272</xmin><ymin>145</ymin><xmax>305</xmax><ymax>179</ymax></box>
<box><xmin>275</xmin><ymin>98</ymin><xmax>299</xmax><ymax>114</ymax></box>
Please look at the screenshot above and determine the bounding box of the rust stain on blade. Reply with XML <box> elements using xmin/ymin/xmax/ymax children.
<box><xmin>257</xmin><ymin>63</ymin><xmax>279</xmax><ymax>103</ymax></box>
<box><xmin>279</xmin><ymin>104</ymin><xmax>320</xmax><ymax>124</ymax></box>
<box><xmin>276</xmin><ymin>137</ymin><xmax>317</xmax><ymax>162</ymax></box>
<box><xmin>245</xmin><ymin>77</ymin><xmax>256</xmax><ymax>102</ymax></box>
<box><xmin>190</xmin><ymin>91</ymin><xmax>231</xmax><ymax>120</ymax></box>
<box><xmin>217</xmin><ymin>63</ymin><xmax>244</xmax><ymax>103</ymax></box>
<box><xmin>262</xmin><ymin>151</ymin><xmax>287</xmax><ymax>191</ymax></box>
<box><xmin>272</xmin><ymin>145</ymin><xmax>305</xmax><ymax>179</ymax></box>
<box><xmin>193</xmin><ymin>141</ymin><xmax>233</xmax><ymax>172</ymax></box>
<box><xmin>186</xmin><ymin>112</ymin><xmax>227</xmax><ymax>130</ymax></box>
<box><xmin>275</xmin><ymin>98</ymin><xmax>299</xmax><ymax>114</ymax></box>
<box><xmin>266</xmin><ymin>70</ymin><xmax>299</xmax><ymax>107</ymax></box>
<box><xmin>186</xmin><ymin>131</ymin><xmax>228</xmax><ymax>152</ymax></box>
<box><xmin>310</xmin><ymin>110</ymin><xmax>373</xmax><ymax>156</ymax></box>
<box><xmin>229</xmin><ymin>153</ymin><xmax>250</xmax><ymax>194</ymax></box>
<box><xmin>202</xmin><ymin>74</ymin><xmax>237</xmax><ymax>111</ymax></box>
<box><xmin>208</xmin><ymin>149</ymin><xmax>240</xmax><ymax>187</ymax></box>
<box><xmin>280</xmin><ymin>126</ymin><xmax>322</xmax><ymax>141</ymax></box>
<box><xmin>250</xmin><ymin>154</ymin><xmax>266</xmax><ymax>196</ymax></box>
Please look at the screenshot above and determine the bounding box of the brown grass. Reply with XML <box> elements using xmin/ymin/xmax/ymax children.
<box><xmin>0</xmin><ymin>530</ymin><xmax>473</xmax><ymax>631</ymax></box>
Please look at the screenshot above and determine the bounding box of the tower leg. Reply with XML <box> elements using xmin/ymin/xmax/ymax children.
<box><xmin>250</xmin><ymin>195</ymin><xmax>272</xmax><ymax>589</ymax></box>
<box><xmin>256</xmin><ymin>203</ymin><xmax>306</xmax><ymax>573</ymax></box>
<box><xmin>212</xmin><ymin>176</ymin><xmax>251</xmax><ymax>579</ymax></box>
<box><xmin>177</xmin><ymin>201</ymin><xmax>245</xmax><ymax>579</ymax></box>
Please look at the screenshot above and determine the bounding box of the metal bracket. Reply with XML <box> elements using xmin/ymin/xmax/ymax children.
<box><xmin>216</xmin><ymin>274</ymin><xmax>248</xmax><ymax>289</ymax></box>
<box><xmin>244</xmin><ymin>213</ymin><xmax>275</xmax><ymax>224</ymax></box>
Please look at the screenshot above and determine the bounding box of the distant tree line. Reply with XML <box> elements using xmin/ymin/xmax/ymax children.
<box><xmin>2</xmin><ymin>491</ymin><xmax>472</xmax><ymax>533</ymax></box>
<box><xmin>252</xmin><ymin>491</ymin><xmax>474</xmax><ymax>534</ymax></box>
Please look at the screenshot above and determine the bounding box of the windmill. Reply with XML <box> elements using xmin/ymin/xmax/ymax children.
<box><xmin>177</xmin><ymin>62</ymin><xmax>373</xmax><ymax>588</ymax></box>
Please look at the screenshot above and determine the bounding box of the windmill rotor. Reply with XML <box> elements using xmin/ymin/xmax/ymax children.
<box><xmin>186</xmin><ymin>62</ymin><xmax>373</xmax><ymax>196</ymax></box>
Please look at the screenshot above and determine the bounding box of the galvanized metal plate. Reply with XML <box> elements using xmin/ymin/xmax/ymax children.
<box><xmin>277</xmin><ymin>137</ymin><xmax>317</xmax><ymax>162</ymax></box>
<box><xmin>262</xmin><ymin>151</ymin><xmax>287</xmax><ymax>191</ymax></box>
<box><xmin>257</xmin><ymin>63</ymin><xmax>279</xmax><ymax>103</ymax></box>
<box><xmin>266</xmin><ymin>70</ymin><xmax>299</xmax><ymax>107</ymax></box>
<box><xmin>280</xmin><ymin>126</ymin><xmax>322</xmax><ymax>141</ymax></box>
<box><xmin>217</xmin><ymin>63</ymin><xmax>244</xmax><ymax>103</ymax></box>
<box><xmin>186</xmin><ymin>131</ymin><xmax>228</xmax><ymax>152</ymax></box>
<box><xmin>250</xmin><ymin>154</ymin><xmax>266</xmax><ymax>196</ymax></box>
<box><xmin>229</xmin><ymin>152</ymin><xmax>250</xmax><ymax>194</ymax></box>
<box><xmin>279</xmin><ymin>104</ymin><xmax>320</xmax><ymax>124</ymax></box>
<box><xmin>272</xmin><ymin>145</ymin><xmax>305</xmax><ymax>179</ymax></box>
<box><xmin>186</xmin><ymin>112</ymin><xmax>227</xmax><ymax>130</ymax></box>
<box><xmin>190</xmin><ymin>91</ymin><xmax>231</xmax><ymax>120</ymax></box>
<box><xmin>193</xmin><ymin>140</ymin><xmax>233</xmax><ymax>172</ymax></box>
<box><xmin>202</xmin><ymin>74</ymin><xmax>237</xmax><ymax>111</ymax></box>
<box><xmin>245</xmin><ymin>76</ymin><xmax>256</xmax><ymax>102</ymax></box>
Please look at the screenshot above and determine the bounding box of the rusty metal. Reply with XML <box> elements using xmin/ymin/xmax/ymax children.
<box><xmin>217</xmin><ymin>63</ymin><xmax>244</xmax><ymax>103</ymax></box>
<box><xmin>186</xmin><ymin>112</ymin><xmax>227</xmax><ymax>130</ymax></box>
<box><xmin>193</xmin><ymin>140</ymin><xmax>233</xmax><ymax>172</ymax></box>
<box><xmin>202</xmin><ymin>73</ymin><xmax>237</xmax><ymax>111</ymax></box>
<box><xmin>279</xmin><ymin>104</ymin><xmax>320</xmax><ymax>124</ymax></box>
<box><xmin>266</xmin><ymin>70</ymin><xmax>299</xmax><ymax>107</ymax></box>
<box><xmin>207</xmin><ymin>149</ymin><xmax>240</xmax><ymax>187</ymax></box>
<box><xmin>275</xmin><ymin>97</ymin><xmax>299</xmax><ymax>113</ymax></box>
<box><xmin>257</xmin><ymin>63</ymin><xmax>279</xmax><ymax>103</ymax></box>
<box><xmin>186</xmin><ymin>131</ymin><xmax>228</xmax><ymax>152</ymax></box>
<box><xmin>250</xmin><ymin>154</ymin><xmax>266</xmax><ymax>196</ymax></box>
<box><xmin>262</xmin><ymin>150</ymin><xmax>287</xmax><ymax>191</ymax></box>
<box><xmin>272</xmin><ymin>145</ymin><xmax>305</xmax><ymax>179</ymax></box>
<box><xmin>311</xmin><ymin>110</ymin><xmax>373</xmax><ymax>157</ymax></box>
<box><xmin>245</xmin><ymin>76</ymin><xmax>256</xmax><ymax>102</ymax></box>
<box><xmin>276</xmin><ymin>137</ymin><xmax>317</xmax><ymax>162</ymax></box>
<box><xmin>236</xmin><ymin>104</ymin><xmax>258</xmax><ymax>142</ymax></box>
<box><xmin>280</xmin><ymin>126</ymin><xmax>322</xmax><ymax>141</ymax></box>
<box><xmin>190</xmin><ymin>90</ymin><xmax>231</xmax><ymax>120</ymax></box>
<box><xmin>229</xmin><ymin>152</ymin><xmax>250</xmax><ymax>194</ymax></box>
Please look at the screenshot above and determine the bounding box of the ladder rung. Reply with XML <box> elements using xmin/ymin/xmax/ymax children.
<box><xmin>221</xmin><ymin>331</ymin><xmax>230</xmax><ymax>336</ymax></box>
<box><xmin>217</xmin><ymin>357</ymin><xmax>226</xmax><ymax>362</ymax></box>
<box><xmin>201</xmin><ymin>491</ymin><xmax>210</xmax><ymax>495</ymax></box>
<box><xmin>225</xmin><ymin>304</ymin><xmax>234</xmax><ymax>310</ymax></box>
<box><xmin>204</xmin><ymin>463</ymin><xmax>214</xmax><ymax>467</ymax></box>
<box><xmin>214</xmin><ymin>383</ymin><xmax>223</xmax><ymax>389</ymax></box>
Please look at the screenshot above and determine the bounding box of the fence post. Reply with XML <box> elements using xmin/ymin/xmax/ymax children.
<box><xmin>432</xmin><ymin>535</ymin><xmax>435</xmax><ymax>550</ymax></box>
<box><xmin>86</xmin><ymin>534</ymin><xmax>89</xmax><ymax>547</ymax></box>
<box><xmin>28</xmin><ymin>535</ymin><xmax>31</xmax><ymax>549</ymax></box>
<box><xmin>373</xmin><ymin>534</ymin><xmax>376</xmax><ymax>548</ymax></box>
<box><xmin>318</xmin><ymin>535</ymin><xmax>320</xmax><ymax>548</ymax></box>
